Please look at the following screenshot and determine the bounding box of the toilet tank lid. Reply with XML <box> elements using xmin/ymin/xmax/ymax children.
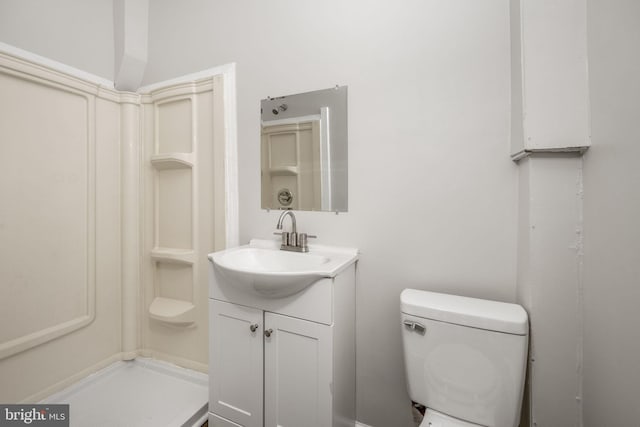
<box><xmin>401</xmin><ymin>289</ymin><xmax>528</xmax><ymax>335</ymax></box>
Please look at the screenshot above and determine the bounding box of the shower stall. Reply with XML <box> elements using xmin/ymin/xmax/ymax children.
<box><xmin>0</xmin><ymin>45</ymin><xmax>237</xmax><ymax>426</ymax></box>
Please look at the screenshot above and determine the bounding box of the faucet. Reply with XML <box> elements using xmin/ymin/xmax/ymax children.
<box><xmin>275</xmin><ymin>210</ymin><xmax>315</xmax><ymax>252</ymax></box>
<box><xmin>276</xmin><ymin>210</ymin><xmax>297</xmax><ymax>235</ymax></box>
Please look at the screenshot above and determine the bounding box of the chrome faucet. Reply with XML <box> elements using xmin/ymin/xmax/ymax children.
<box><xmin>277</xmin><ymin>210</ymin><xmax>298</xmax><ymax>247</ymax></box>
<box><xmin>275</xmin><ymin>210</ymin><xmax>315</xmax><ymax>252</ymax></box>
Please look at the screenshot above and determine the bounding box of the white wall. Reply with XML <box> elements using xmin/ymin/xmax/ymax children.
<box><xmin>510</xmin><ymin>1</ymin><xmax>590</xmax><ymax>424</ymax></box>
<box><xmin>145</xmin><ymin>1</ymin><xmax>517</xmax><ymax>425</ymax></box>
<box><xmin>583</xmin><ymin>0</ymin><xmax>640</xmax><ymax>424</ymax></box>
<box><xmin>516</xmin><ymin>154</ymin><xmax>584</xmax><ymax>426</ymax></box>
<box><xmin>0</xmin><ymin>0</ymin><xmax>114</xmax><ymax>81</ymax></box>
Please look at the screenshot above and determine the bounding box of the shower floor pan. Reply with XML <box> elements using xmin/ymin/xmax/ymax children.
<box><xmin>43</xmin><ymin>358</ymin><xmax>208</xmax><ymax>427</ymax></box>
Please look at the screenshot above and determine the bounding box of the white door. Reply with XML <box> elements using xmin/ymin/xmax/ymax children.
<box><xmin>210</xmin><ymin>300</ymin><xmax>264</xmax><ymax>427</ymax></box>
<box><xmin>264</xmin><ymin>312</ymin><xmax>333</xmax><ymax>427</ymax></box>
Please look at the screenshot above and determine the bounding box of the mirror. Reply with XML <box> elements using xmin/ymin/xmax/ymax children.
<box><xmin>261</xmin><ymin>86</ymin><xmax>347</xmax><ymax>212</ymax></box>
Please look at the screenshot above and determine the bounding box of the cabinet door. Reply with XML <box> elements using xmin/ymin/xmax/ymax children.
<box><xmin>264</xmin><ymin>313</ymin><xmax>333</xmax><ymax>427</ymax></box>
<box><xmin>210</xmin><ymin>300</ymin><xmax>263</xmax><ymax>427</ymax></box>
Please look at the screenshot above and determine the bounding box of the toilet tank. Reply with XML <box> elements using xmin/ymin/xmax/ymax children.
<box><xmin>401</xmin><ymin>289</ymin><xmax>528</xmax><ymax>427</ymax></box>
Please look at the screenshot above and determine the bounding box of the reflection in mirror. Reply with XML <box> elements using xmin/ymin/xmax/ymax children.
<box><xmin>261</xmin><ymin>86</ymin><xmax>347</xmax><ymax>212</ymax></box>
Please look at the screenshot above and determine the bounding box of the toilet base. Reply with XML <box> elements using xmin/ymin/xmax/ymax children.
<box><xmin>419</xmin><ymin>409</ymin><xmax>481</xmax><ymax>427</ymax></box>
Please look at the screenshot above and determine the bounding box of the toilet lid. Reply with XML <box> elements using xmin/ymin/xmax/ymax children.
<box><xmin>420</xmin><ymin>409</ymin><xmax>481</xmax><ymax>427</ymax></box>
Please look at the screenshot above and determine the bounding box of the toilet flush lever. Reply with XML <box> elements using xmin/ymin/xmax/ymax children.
<box><xmin>403</xmin><ymin>320</ymin><xmax>426</xmax><ymax>335</ymax></box>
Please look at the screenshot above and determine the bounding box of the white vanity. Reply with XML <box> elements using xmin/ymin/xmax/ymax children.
<box><xmin>207</xmin><ymin>239</ymin><xmax>358</xmax><ymax>427</ymax></box>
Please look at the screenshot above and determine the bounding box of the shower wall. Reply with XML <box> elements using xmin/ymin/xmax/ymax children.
<box><xmin>138</xmin><ymin>76</ymin><xmax>227</xmax><ymax>370</ymax></box>
<box><xmin>0</xmin><ymin>51</ymin><xmax>123</xmax><ymax>402</ymax></box>
<box><xmin>0</xmin><ymin>48</ymin><xmax>226</xmax><ymax>403</ymax></box>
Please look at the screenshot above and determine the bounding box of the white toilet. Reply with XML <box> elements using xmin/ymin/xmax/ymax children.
<box><xmin>400</xmin><ymin>289</ymin><xmax>529</xmax><ymax>427</ymax></box>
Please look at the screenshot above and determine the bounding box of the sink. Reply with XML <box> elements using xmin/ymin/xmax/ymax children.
<box><xmin>208</xmin><ymin>239</ymin><xmax>358</xmax><ymax>298</ymax></box>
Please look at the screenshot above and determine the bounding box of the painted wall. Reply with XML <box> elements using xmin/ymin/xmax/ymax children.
<box><xmin>583</xmin><ymin>0</ymin><xmax>640</xmax><ymax>424</ymax></box>
<box><xmin>0</xmin><ymin>0</ymin><xmax>114</xmax><ymax>81</ymax></box>
<box><xmin>511</xmin><ymin>1</ymin><xmax>590</xmax><ymax>424</ymax></box>
<box><xmin>516</xmin><ymin>154</ymin><xmax>584</xmax><ymax>426</ymax></box>
<box><xmin>145</xmin><ymin>1</ymin><xmax>517</xmax><ymax>425</ymax></box>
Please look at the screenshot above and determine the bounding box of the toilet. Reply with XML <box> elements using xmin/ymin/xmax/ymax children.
<box><xmin>400</xmin><ymin>289</ymin><xmax>529</xmax><ymax>427</ymax></box>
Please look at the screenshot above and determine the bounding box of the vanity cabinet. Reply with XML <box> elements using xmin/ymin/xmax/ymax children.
<box><xmin>210</xmin><ymin>300</ymin><xmax>332</xmax><ymax>427</ymax></box>
<box><xmin>207</xmin><ymin>241</ymin><xmax>356</xmax><ymax>427</ymax></box>
<box><xmin>209</xmin><ymin>301</ymin><xmax>263</xmax><ymax>427</ymax></box>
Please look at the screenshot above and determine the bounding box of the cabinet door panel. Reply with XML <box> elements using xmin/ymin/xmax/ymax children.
<box><xmin>209</xmin><ymin>412</ymin><xmax>244</xmax><ymax>427</ymax></box>
<box><xmin>264</xmin><ymin>313</ymin><xmax>332</xmax><ymax>427</ymax></box>
<box><xmin>210</xmin><ymin>300</ymin><xmax>263</xmax><ymax>427</ymax></box>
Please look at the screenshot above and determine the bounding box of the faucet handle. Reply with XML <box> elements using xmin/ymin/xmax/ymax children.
<box><xmin>298</xmin><ymin>233</ymin><xmax>317</xmax><ymax>252</ymax></box>
<box><xmin>298</xmin><ymin>233</ymin><xmax>317</xmax><ymax>239</ymax></box>
<box><xmin>274</xmin><ymin>231</ymin><xmax>289</xmax><ymax>246</ymax></box>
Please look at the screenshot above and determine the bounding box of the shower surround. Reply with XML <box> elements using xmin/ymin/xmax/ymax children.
<box><xmin>0</xmin><ymin>44</ymin><xmax>234</xmax><ymax>405</ymax></box>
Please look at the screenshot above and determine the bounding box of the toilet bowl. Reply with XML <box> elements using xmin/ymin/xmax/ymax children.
<box><xmin>401</xmin><ymin>289</ymin><xmax>529</xmax><ymax>427</ymax></box>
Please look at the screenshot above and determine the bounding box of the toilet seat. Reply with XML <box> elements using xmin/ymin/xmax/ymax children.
<box><xmin>419</xmin><ymin>409</ymin><xmax>481</xmax><ymax>427</ymax></box>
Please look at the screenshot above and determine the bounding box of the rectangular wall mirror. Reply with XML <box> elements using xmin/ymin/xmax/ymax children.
<box><xmin>261</xmin><ymin>86</ymin><xmax>348</xmax><ymax>212</ymax></box>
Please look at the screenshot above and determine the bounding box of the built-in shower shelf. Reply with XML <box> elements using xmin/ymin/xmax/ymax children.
<box><xmin>149</xmin><ymin>297</ymin><xmax>196</xmax><ymax>326</ymax></box>
<box><xmin>268</xmin><ymin>166</ymin><xmax>299</xmax><ymax>176</ymax></box>
<box><xmin>150</xmin><ymin>153</ymin><xmax>194</xmax><ymax>169</ymax></box>
<box><xmin>150</xmin><ymin>247</ymin><xmax>195</xmax><ymax>265</ymax></box>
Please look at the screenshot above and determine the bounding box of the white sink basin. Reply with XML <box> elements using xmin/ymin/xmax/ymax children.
<box><xmin>208</xmin><ymin>239</ymin><xmax>358</xmax><ymax>298</ymax></box>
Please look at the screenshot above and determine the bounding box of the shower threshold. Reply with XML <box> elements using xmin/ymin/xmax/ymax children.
<box><xmin>42</xmin><ymin>358</ymin><xmax>208</xmax><ymax>427</ymax></box>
